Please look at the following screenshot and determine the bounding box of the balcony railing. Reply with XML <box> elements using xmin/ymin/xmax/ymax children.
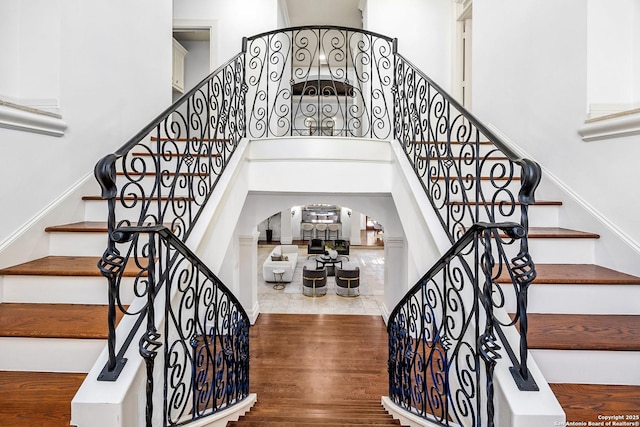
<box><xmin>93</xmin><ymin>25</ymin><xmax>540</xmax><ymax>427</ymax></box>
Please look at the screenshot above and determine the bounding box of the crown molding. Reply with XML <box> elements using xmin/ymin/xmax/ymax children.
<box><xmin>0</xmin><ymin>99</ymin><xmax>67</xmax><ymax>137</ymax></box>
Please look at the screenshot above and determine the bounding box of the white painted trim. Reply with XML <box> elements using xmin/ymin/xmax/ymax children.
<box><xmin>246</xmin><ymin>301</ymin><xmax>261</xmax><ymax>325</ymax></box>
<box><xmin>0</xmin><ymin>172</ymin><xmax>94</xmax><ymax>269</ymax></box>
<box><xmin>186</xmin><ymin>394</ymin><xmax>256</xmax><ymax>427</ymax></box>
<box><xmin>172</xmin><ymin>19</ymin><xmax>218</xmax><ymax>71</ymax></box>
<box><xmin>278</xmin><ymin>0</ymin><xmax>291</xmax><ymax>28</ymax></box>
<box><xmin>579</xmin><ymin>108</ymin><xmax>640</xmax><ymax>141</ymax></box>
<box><xmin>0</xmin><ymin>100</ymin><xmax>67</xmax><ymax>137</ymax></box>
<box><xmin>382</xmin><ymin>397</ymin><xmax>448</xmax><ymax>427</ymax></box>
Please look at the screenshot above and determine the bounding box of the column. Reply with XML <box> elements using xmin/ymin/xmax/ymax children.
<box><xmin>382</xmin><ymin>235</ymin><xmax>407</xmax><ymax>324</ymax></box>
<box><xmin>280</xmin><ymin>208</ymin><xmax>293</xmax><ymax>244</ymax></box>
<box><xmin>349</xmin><ymin>210</ymin><xmax>363</xmax><ymax>245</ymax></box>
<box><xmin>238</xmin><ymin>232</ymin><xmax>260</xmax><ymax>324</ymax></box>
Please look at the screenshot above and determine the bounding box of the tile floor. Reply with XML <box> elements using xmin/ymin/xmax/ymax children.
<box><xmin>257</xmin><ymin>244</ymin><xmax>385</xmax><ymax>315</ymax></box>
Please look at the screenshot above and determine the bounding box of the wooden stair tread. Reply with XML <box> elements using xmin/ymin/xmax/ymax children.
<box><xmin>550</xmin><ymin>383</ymin><xmax>640</xmax><ymax>422</ymax></box>
<box><xmin>0</xmin><ymin>371</ymin><xmax>85</xmax><ymax>427</ymax></box>
<box><xmin>0</xmin><ymin>303</ymin><xmax>120</xmax><ymax>339</ymax></box>
<box><xmin>410</xmin><ymin>140</ymin><xmax>493</xmax><ymax>145</ymax></box>
<box><xmin>234</xmin><ymin>400</ymin><xmax>403</xmax><ymax>426</ymax></box>
<box><xmin>150</xmin><ymin>136</ymin><xmax>230</xmax><ymax>142</ymax></box>
<box><xmin>525</xmin><ymin>227</ymin><xmax>600</xmax><ymax>239</ymax></box>
<box><xmin>45</xmin><ymin>221</ymin><xmax>175</xmax><ymax>234</ymax></box>
<box><xmin>116</xmin><ymin>170</ymin><xmax>210</xmax><ymax>176</ymax></box>
<box><xmin>132</xmin><ymin>151</ymin><xmax>221</xmax><ymax>157</ymax></box>
<box><xmin>436</xmin><ymin>175</ymin><xmax>521</xmax><ymax>181</ymax></box>
<box><xmin>238</xmin><ymin>416</ymin><xmax>400</xmax><ymax>423</ymax></box>
<box><xmin>522</xmin><ymin>313</ymin><xmax>640</xmax><ymax>351</ymax></box>
<box><xmin>448</xmin><ymin>199</ymin><xmax>562</xmax><ymax>206</ymax></box>
<box><xmin>497</xmin><ymin>264</ymin><xmax>640</xmax><ymax>285</ymax></box>
<box><xmin>82</xmin><ymin>195</ymin><xmax>194</xmax><ymax>201</ymax></box>
<box><xmin>45</xmin><ymin>221</ymin><xmax>108</xmax><ymax>233</ymax></box>
<box><xmin>418</xmin><ymin>156</ymin><xmax>509</xmax><ymax>160</ymax></box>
<box><xmin>0</xmin><ymin>256</ymin><xmax>138</xmax><ymax>277</ymax></box>
<box><xmin>229</xmin><ymin>423</ymin><xmax>402</xmax><ymax>426</ymax></box>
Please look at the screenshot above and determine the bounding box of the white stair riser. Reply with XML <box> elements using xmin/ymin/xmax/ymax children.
<box><xmin>121</xmin><ymin>153</ymin><xmax>224</xmax><ymax>172</ymax></box>
<box><xmin>48</xmin><ymin>232</ymin><xmax>155</xmax><ymax>259</ymax></box>
<box><xmin>410</xmin><ymin>143</ymin><xmax>500</xmax><ymax>158</ymax></box>
<box><xmin>530</xmin><ymin>349</ymin><xmax>640</xmax><ymax>385</ymax></box>
<box><xmin>442</xmin><ymin>181</ymin><xmax>523</xmax><ymax>198</ymax></box>
<box><xmin>115</xmin><ymin>176</ymin><xmax>197</xmax><ymax>197</ymax></box>
<box><xmin>437</xmin><ymin>205</ymin><xmax>561</xmax><ymax>231</ymax></box>
<box><xmin>498</xmin><ymin>238</ymin><xmax>596</xmax><ymax>264</ymax></box>
<box><xmin>498</xmin><ymin>283</ymin><xmax>640</xmax><ymax>315</ymax></box>
<box><xmin>0</xmin><ymin>337</ymin><xmax>104</xmax><ymax>373</ymax></box>
<box><xmin>2</xmin><ymin>276</ymin><xmax>137</xmax><ymax>305</ymax></box>
<box><xmin>84</xmin><ymin>199</ymin><xmax>183</xmax><ymax>223</ymax></box>
<box><xmin>411</xmin><ymin>158</ymin><xmax>516</xmax><ymax>175</ymax></box>
<box><xmin>49</xmin><ymin>232</ymin><xmax>109</xmax><ymax>257</ymax></box>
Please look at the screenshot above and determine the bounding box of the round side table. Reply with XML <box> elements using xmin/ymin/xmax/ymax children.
<box><xmin>272</xmin><ymin>269</ymin><xmax>286</xmax><ymax>290</ymax></box>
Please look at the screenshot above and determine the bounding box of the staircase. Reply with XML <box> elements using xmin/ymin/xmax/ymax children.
<box><xmin>0</xmin><ymin>221</ymin><xmax>132</xmax><ymax>426</ymax></box>
<box><xmin>230</xmin><ymin>313</ymin><xmax>407</xmax><ymax>427</ymax></box>
<box><xmin>1</xmin><ymin>141</ymin><xmax>640</xmax><ymax>426</ymax></box>
<box><xmin>491</xmin><ymin>187</ymin><xmax>640</xmax><ymax>419</ymax></box>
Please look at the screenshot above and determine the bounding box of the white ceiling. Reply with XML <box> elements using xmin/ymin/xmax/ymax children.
<box><xmin>284</xmin><ymin>0</ymin><xmax>363</xmax><ymax>28</ymax></box>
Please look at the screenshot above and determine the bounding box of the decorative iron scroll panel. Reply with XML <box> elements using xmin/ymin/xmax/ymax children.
<box><xmin>388</xmin><ymin>226</ymin><xmax>510</xmax><ymax>427</ymax></box>
<box><xmin>92</xmin><ymin>25</ymin><xmax>542</xmax><ymax>427</ymax></box>
<box><xmin>127</xmin><ymin>229</ymin><xmax>250</xmax><ymax>427</ymax></box>
<box><xmin>392</xmin><ymin>54</ymin><xmax>539</xmax><ymax>392</ymax></box>
<box><xmin>160</xmin><ymin>233</ymin><xmax>249</xmax><ymax>426</ymax></box>
<box><xmin>107</xmin><ymin>54</ymin><xmax>246</xmax><ymax>242</ymax></box>
<box><xmin>246</xmin><ymin>28</ymin><xmax>394</xmax><ymax>139</ymax></box>
<box><xmin>394</xmin><ymin>54</ymin><xmax>525</xmax><ymax>243</ymax></box>
<box><xmin>94</xmin><ymin>52</ymin><xmax>248</xmax><ymax>403</ymax></box>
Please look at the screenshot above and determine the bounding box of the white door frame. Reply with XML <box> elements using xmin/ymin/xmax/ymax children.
<box><xmin>172</xmin><ymin>19</ymin><xmax>218</xmax><ymax>73</ymax></box>
<box><xmin>455</xmin><ymin>1</ymin><xmax>472</xmax><ymax>109</ymax></box>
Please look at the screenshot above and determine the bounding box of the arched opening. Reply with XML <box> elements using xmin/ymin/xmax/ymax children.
<box><xmin>254</xmin><ymin>203</ymin><xmax>386</xmax><ymax>315</ymax></box>
<box><xmin>228</xmin><ymin>192</ymin><xmax>407</xmax><ymax>322</ymax></box>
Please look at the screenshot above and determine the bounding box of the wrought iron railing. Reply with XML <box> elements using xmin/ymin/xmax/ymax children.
<box><xmin>106</xmin><ymin>226</ymin><xmax>249</xmax><ymax>426</ymax></box>
<box><xmin>94</xmin><ymin>51</ymin><xmax>249</xmax><ymax>426</ymax></box>
<box><xmin>245</xmin><ymin>26</ymin><xmax>394</xmax><ymax>139</ymax></box>
<box><xmin>393</xmin><ymin>52</ymin><xmax>541</xmax><ymax>394</ymax></box>
<box><xmin>388</xmin><ymin>222</ymin><xmax>530</xmax><ymax>427</ymax></box>
<box><xmin>92</xmin><ymin>24</ymin><xmax>541</xmax><ymax>427</ymax></box>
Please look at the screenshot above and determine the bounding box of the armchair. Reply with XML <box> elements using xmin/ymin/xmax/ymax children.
<box><xmin>335</xmin><ymin>267</ymin><xmax>360</xmax><ymax>297</ymax></box>
<box><xmin>303</xmin><ymin>266</ymin><xmax>327</xmax><ymax>297</ymax></box>
<box><xmin>307</xmin><ymin>238</ymin><xmax>325</xmax><ymax>258</ymax></box>
<box><xmin>333</xmin><ymin>239</ymin><xmax>350</xmax><ymax>259</ymax></box>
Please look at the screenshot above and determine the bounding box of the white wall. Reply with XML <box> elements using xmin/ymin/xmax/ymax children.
<box><xmin>0</xmin><ymin>2</ymin><xmax>21</xmax><ymax>99</ymax></box>
<box><xmin>363</xmin><ymin>0</ymin><xmax>454</xmax><ymax>92</ymax></box>
<box><xmin>173</xmin><ymin>0</ymin><xmax>280</xmax><ymax>66</ymax></box>
<box><xmin>587</xmin><ymin>0</ymin><xmax>640</xmax><ymax>116</ymax></box>
<box><xmin>0</xmin><ymin>0</ymin><xmax>60</xmax><ymax>103</ymax></box>
<box><xmin>0</xmin><ymin>0</ymin><xmax>172</xmax><ymax>247</ymax></box>
<box><xmin>472</xmin><ymin>0</ymin><xmax>640</xmax><ymax>264</ymax></box>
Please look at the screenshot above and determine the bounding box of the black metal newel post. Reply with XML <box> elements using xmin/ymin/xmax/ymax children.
<box><xmin>479</xmin><ymin>229</ymin><xmax>502</xmax><ymax>427</ymax></box>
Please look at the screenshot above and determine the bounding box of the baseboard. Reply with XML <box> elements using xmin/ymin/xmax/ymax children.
<box><xmin>0</xmin><ymin>172</ymin><xmax>95</xmax><ymax>269</ymax></box>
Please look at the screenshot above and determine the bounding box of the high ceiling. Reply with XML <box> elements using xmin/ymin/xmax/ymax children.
<box><xmin>284</xmin><ymin>0</ymin><xmax>363</xmax><ymax>29</ymax></box>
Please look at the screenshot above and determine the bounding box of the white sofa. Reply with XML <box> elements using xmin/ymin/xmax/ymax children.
<box><xmin>262</xmin><ymin>245</ymin><xmax>299</xmax><ymax>283</ymax></box>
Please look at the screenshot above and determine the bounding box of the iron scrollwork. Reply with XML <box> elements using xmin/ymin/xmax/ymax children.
<box><xmin>246</xmin><ymin>27</ymin><xmax>394</xmax><ymax>139</ymax></box>
<box><xmin>388</xmin><ymin>223</ymin><xmax>530</xmax><ymax>427</ymax></box>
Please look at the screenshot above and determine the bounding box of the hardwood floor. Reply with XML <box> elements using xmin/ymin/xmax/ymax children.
<box><xmin>0</xmin><ymin>371</ymin><xmax>85</xmax><ymax>427</ymax></box>
<box><xmin>231</xmin><ymin>313</ymin><xmax>405</xmax><ymax>426</ymax></box>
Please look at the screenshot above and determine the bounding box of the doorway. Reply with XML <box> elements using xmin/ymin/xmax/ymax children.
<box><xmin>172</xmin><ymin>20</ymin><xmax>217</xmax><ymax>102</ymax></box>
